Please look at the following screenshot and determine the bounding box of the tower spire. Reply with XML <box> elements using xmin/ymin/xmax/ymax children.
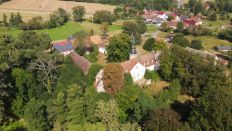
<box><xmin>131</xmin><ymin>33</ymin><xmax>137</xmax><ymax>54</ymax></box>
<box><xmin>130</xmin><ymin>33</ymin><xmax>137</xmax><ymax>60</ymax></box>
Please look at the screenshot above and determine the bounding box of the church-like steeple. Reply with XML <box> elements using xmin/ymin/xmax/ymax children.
<box><xmin>130</xmin><ymin>34</ymin><xmax>137</xmax><ymax>60</ymax></box>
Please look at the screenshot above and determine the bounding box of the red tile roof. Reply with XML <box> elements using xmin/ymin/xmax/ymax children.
<box><xmin>190</xmin><ymin>16</ymin><xmax>201</xmax><ymax>21</ymax></box>
<box><xmin>138</xmin><ymin>53</ymin><xmax>157</xmax><ymax>67</ymax></box>
<box><xmin>69</xmin><ymin>51</ymin><xmax>91</xmax><ymax>74</ymax></box>
<box><xmin>120</xmin><ymin>52</ymin><xmax>161</xmax><ymax>72</ymax></box>
<box><xmin>167</xmin><ymin>21</ymin><xmax>178</xmax><ymax>27</ymax></box>
<box><xmin>120</xmin><ymin>59</ymin><xmax>137</xmax><ymax>73</ymax></box>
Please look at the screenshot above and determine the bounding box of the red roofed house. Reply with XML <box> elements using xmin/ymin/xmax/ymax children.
<box><xmin>189</xmin><ymin>16</ymin><xmax>203</xmax><ymax>25</ymax></box>
<box><xmin>69</xmin><ymin>51</ymin><xmax>91</xmax><ymax>74</ymax></box>
<box><xmin>167</xmin><ymin>21</ymin><xmax>178</xmax><ymax>29</ymax></box>
<box><xmin>94</xmin><ymin>51</ymin><xmax>161</xmax><ymax>92</ymax></box>
<box><xmin>53</xmin><ymin>39</ymin><xmax>74</xmax><ymax>56</ymax></box>
<box><xmin>120</xmin><ymin>52</ymin><xmax>161</xmax><ymax>82</ymax></box>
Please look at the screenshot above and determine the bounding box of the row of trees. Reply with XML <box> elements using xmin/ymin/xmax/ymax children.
<box><xmin>2</xmin><ymin>6</ymin><xmax>85</xmax><ymax>30</ymax></box>
<box><xmin>187</xmin><ymin>0</ymin><xmax>232</xmax><ymax>21</ymax></box>
<box><xmin>65</xmin><ymin>0</ymin><xmax>177</xmax><ymax>10</ymax></box>
<box><xmin>1</xmin><ymin>30</ymin><xmax>231</xmax><ymax>130</ymax></box>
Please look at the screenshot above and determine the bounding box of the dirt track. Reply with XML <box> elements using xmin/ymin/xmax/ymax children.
<box><xmin>0</xmin><ymin>0</ymin><xmax>115</xmax><ymax>21</ymax></box>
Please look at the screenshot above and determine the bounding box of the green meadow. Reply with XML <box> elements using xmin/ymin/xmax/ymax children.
<box><xmin>0</xmin><ymin>22</ymin><xmax>122</xmax><ymax>41</ymax></box>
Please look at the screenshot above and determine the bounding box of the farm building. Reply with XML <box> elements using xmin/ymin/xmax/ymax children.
<box><xmin>216</xmin><ymin>46</ymin><xmax>232</xmax><ymax>52</ymax></box>
<box><xmin>53</xmin><ymin>39</ymin><xmax>74</xmax><ymax>56</ymax></box>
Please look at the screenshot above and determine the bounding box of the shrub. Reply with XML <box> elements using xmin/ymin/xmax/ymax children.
<box><xmin>143</xmin><ymin>37</ymin><xmax>155</xmax><ymax>51</ymax></box>
<box><xmin>172</xmin><ymin>34</ymin><xmax>190</xmax><ymax>47</ymax></box>
<box><xmin>21</xmin><ymin>16</ymin><xmax>45</xmax><ymax>30</ymax></box>
<box><xmin>191</xmin><ymin>39</ymin><xmax>203</xmax><ymax>49</ymax></box>
<box><xmin>144</xmin><ymin>70</ymin><xmax>160</xmax><ymax>81</ymax></box>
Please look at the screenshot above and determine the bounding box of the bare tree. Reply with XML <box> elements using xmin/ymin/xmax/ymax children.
<box><xmin>30</xmin><ymin>55</ymin><xmax>60</xmax><ymax>94</ymax></box>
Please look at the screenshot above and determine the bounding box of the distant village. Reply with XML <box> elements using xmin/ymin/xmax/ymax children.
<box><xmin>143</xmin><ymin>10</ymin><xmax>203</xmax><ymax>29</ymax></box>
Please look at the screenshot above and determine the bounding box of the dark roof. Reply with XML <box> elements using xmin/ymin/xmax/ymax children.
<box><xmin>53</xmin><ymin>40</ymin><xmax>73</xmax><ymax>53</ymax></box>
<box><xmin>216</xmin><ymin>46</ymin><xmax>232</xmax><ymax>51</ymax></box>
<box><xmin>69</xmin><ymin>51</ymin><xmax>91</xmax><ymax>74</ymax></box>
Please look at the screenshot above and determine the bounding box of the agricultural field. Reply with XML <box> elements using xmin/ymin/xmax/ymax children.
<box><xmin>0</xmin><ymin>22</ymin><xmax>122</xmax><ymax>40</ymax></box>
<box><xmin>0</xmin><ymin>0</ymin><xmax>116</xmax><ymax>21</ymax></box>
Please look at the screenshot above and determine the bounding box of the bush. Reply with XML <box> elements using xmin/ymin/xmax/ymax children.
<box><xmin>143</xmin><ymin>37</ymin><xmax>155</xmax><ymax>51</ymax></box>
<box><xmin>172</xmin><ymin>34</ymin><xmax>190</xmax><ymax>47</ymax></box>
<box><xmin>218</xmin><ymin>29</ymin><xmax>232</xmax><ymax>42</ymax></box>
<box><xmin>144</xmin><ymin>70</ymin><xmax>160</xmax><ymax>81</ymax></box>
<box><xmin>191</xmin><ymin>39</ymin><xmax>203</xmax><ymax>49</ymax></box>
<box><xmin>21</xmin><ymin>16</ymin><xmax>45</xmax><ymax>30</ymax></box>
<box><xmin>185</xmin><ymin>26</ymin><xmax>212</xmax><ymax>36</ymax></box>
<box><xmin>124</xmin><ymin>73</ymin><xmax>133</xmax><ymax>86</ymax></box>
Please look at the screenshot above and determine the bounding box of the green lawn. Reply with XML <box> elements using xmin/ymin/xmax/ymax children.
<box><xmin>203</xmin><ymin>20</ymin><xmax>230</xmax><ymax>28</ymax></box>
<box><xmin>147</xmin><ymin>24</ymin><xmax>158</xmax><ymax>33</ymax></box>
<box><xmin>185</xmin><ymin>35</ymin><xmax>232</xmax><ymax>50</ymax></box>
<box><xmin>0</xmin><ymin>22</ymin><xmax>122</xmax><ymax>41</ymax></box>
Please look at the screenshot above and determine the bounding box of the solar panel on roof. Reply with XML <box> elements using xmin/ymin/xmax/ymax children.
<box><xmin>53</xmin><ymin>41</ymin><xmax>74</xmax><ymax>53</ymax></box>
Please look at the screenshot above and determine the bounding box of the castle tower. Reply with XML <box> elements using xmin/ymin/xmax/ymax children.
<box><xmin>130</xmin><ymin>34</ymin><xmax>137</xmax><ymax>60</ymax></box>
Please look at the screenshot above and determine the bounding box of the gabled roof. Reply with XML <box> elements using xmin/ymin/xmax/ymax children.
<box><xmin>190</xmin><ymin>16</ymin><xmax>201</xmax><ymax>21</ymax></box>
<box><xmin>120</xmin><ymin>52</ymin><xmax>161</xmax><ymax>72</ymax></box>
<box><xmin>184</xmin><ymin>19</ymin><xmax>196</xmax><ymax>26</ymax></box>
<box><xmin>167</xmin><ymin>21</ymin><xmax>178</xmax><ymax>27</ymax></box>
<box><xmin>158</xmin><ymin>11</ymin><xmax>166</xmax><ymax>15</ymax></box>
<box><xmin>53</xmin><ymin>40</ymin><xmax>74</xmax><ymax>53</ymax></box>
<box><xmin>69</xmin><ymin>51</ymin><xmax>91</xmax><ymax>74</ymax></box>
<box><xmin>120</xmin><ymin>59</ymin><xmax>138</xmax><ymax>73</ymax></box>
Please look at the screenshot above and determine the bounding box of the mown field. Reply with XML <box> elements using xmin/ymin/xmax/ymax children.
<box><xmin>0</xmin><ymin>0</ymin><xmax>115</xmax><ymax>21</ymax></box>
<box><xmin>0</xmin><ymin>22</ymin><xmax>122</xmax><ymax>40</ymax></box>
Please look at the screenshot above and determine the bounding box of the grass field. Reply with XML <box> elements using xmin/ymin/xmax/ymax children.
<box><xmin>156</xmin><ymin>31</ymin><xmax>232</xmax><ymax>51</ymax></box>
<box><xmin>185</xmin><ymin>35</ymin><xmax>232</xmax><ymax>50</ymax></box>
<box><xmin>145</xmin><ymin>81</ymin><xmax>170</xmax><ymax>96</ymax></box>
<box><xmin>0</xmin><ymin>22</ymin><xmax>122</xmax><ymax>40</ymax></box>
<box><xmin>0</xmin><ymin>0</ymin><xmax>115</xmax><ymax>21</ymax></box>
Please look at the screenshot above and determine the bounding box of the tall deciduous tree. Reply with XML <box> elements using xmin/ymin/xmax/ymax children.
<box><xmin>143</xmin><ymin>37</ymin><xmax>155</xmax><ymax>51</ymax></box>
<box><xmin>189</xmin><ymin>85</ymin><xmax>232</xmax><ymax>130</ymax></box>
<box><xmin>93</xmin><ymin>10</ymin><xmax>115</xmax><ymax>24</ymax></box>
<box><xmin>103</xmin><ymin>63</ymin><xmax>124</xmax><ymax>95</ymax></box>
<box><xmin>72</xmin><ymin>6</ymin><xmax>85</xmax><ymax>22</ymax></box>
<box><xmin>100</xmin><ymin>22</ymin><xmax>109</xmax><ymax>39</ymax></box>
<box><xmin>176</xmin><ymin>22</ymin><xmax>184</xmax><ymax>33</ymax></box>
<box><xmin>95</xmin><ymin>99</ymin><xmax>120</xmax><ymax>130</ymax></box>
<box><xmin>106</xmin><ymin>33</ymin><xmax>131</xmax><ymax>62</ymax></box>
<box><xmin>24</xmin><ymin>99</ymin><xmax>50</xmax><ymax>131</ymax></box>
<box><xmin>142</xmin><ymin>108</ymin><xmax>183</xmax><ymax>130</ymax></box>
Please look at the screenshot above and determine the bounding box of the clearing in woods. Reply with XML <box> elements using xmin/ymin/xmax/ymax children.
<box><xmin>0</xmin><ymin>0</ymin><xmax>116</xmax><ymax>21</ymax></box>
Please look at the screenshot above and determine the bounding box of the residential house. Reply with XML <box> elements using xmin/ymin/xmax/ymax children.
<box><xmin>189</xmin><ymin>16</ymin><xmax>203</xmax><ymax>25</ymax></box>
<box><xmin>157</xmin><ymin>11</ymin><xmax>168</xmax><ymax>20</ymax></box>
<box><xmin>216</xmin><ymin>46</ymin><xmax>232</xmax><ymax>52</ymax></box>
<box><xmin>94</xmin><ymin>52</ymin><xmax>161</xmax><ymax>92</ymax></box>
<box><xmin>53</xmin><ymin>39</ymin><xmax>74</xmax><ymax>56</ymax></box>
<box><xmin>167</xmin><ymin>21</ymin><xmax>178</xmax><ymax>29</ymax></box>
<box><xmin>69</xmin><ymin>51</ymin><xmax>91</xmax><ymax>74</ymax></box>
<box><xmin>120</xmin><ymin>52</ymin><xmax>161</xmax><ymax>82</ymax></box>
